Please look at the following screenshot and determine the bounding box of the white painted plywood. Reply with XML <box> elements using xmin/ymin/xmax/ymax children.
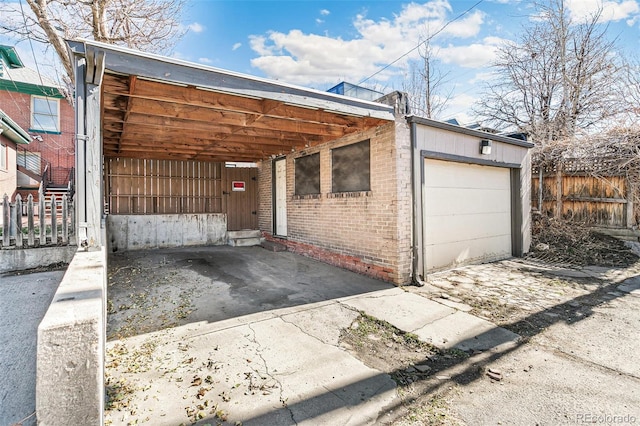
<box><xmin>424</xmin><ymin>159</ymin><xmax>511</xmax><ymax>271</ymax></box>
<box><xmin>275</xmin><ymin>159</ymin><xmax>287</xmax><ymax>237</ymax></box>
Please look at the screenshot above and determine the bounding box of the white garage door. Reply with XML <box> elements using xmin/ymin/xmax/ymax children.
<box><xmin>424</xmin><ymin>159</ymin><xmax>512</xmax><ymax>271</ymax></box>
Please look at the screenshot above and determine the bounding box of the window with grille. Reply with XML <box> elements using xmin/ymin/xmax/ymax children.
<box><xmin>331</xmin><ymin>140</ymin><xmax>370</xmax><ymax>193</ymax></box>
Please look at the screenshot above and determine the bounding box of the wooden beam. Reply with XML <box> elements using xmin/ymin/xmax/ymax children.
<box><xmin>112</xmin><ymin>98</ymin><xmax>351</xmax><ymax>137</ymax></box>
<box><xmin>102</xmin><ymin>76</ymin><xmax>384</xmax><ymax>129</ymax></box>
<box><xmin>117</xmin><ymin>75</ymin><xmax>137</xmax><ymax>153</ymax></box>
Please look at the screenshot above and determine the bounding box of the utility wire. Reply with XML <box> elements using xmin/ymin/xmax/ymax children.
<box><xmin>358</xmin><ymin>0</ymin><xmax>485</xmax><ymax>86</ymax></box>
<box><xmin>18</xmin><ymin>0</ymin><xmax>60</xmax><ymax>133</ymax></box>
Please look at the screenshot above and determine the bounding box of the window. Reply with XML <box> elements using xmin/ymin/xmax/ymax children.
<box><xmin>0</xmin><ymin>143</ymin><xmax>6</xmax><ymax>171</ymax></box>
<box><xmin>31</xmin><ymin>96</ymin><xmax>59</xmax><ymax>132</ymax></box>
<box><xmin>331</xmin><ymin>140</ymin><xmax>370</xmax><ymax>193</ymax></box>
<box><xmin>294</xmin><ymin>153</ymin><xmax>320</xmax><ymax>195</ymax></box>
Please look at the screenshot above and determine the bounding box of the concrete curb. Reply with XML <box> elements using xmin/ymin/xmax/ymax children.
<box><xmin>36</xmin><ymin>248</ymin><xmax>106</xmax><ymax>425</ymax></box>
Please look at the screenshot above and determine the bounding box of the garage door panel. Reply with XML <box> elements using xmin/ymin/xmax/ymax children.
<box><xmin>425</xmin><ymin>235</ymin><xmax>512</xmax><ymax>269</ymax></box>
<box><xmin>425</xmin><ymin>187</ymin><xmax>511</xmax><ymax>217</ymax></box>
<box><xmin>424</xmin><ymin>159</ymin><xmax>512</xmax><ymax>272</ymax></box>
<box><xmin>425</xmin><ymin>211</ymin><xmax>511</xmax><ymax>245</ymax></box>
<box><xmin>425</xmin><ymin>160</ymin><xmax>510</xmax><ymax>190</ymax></box>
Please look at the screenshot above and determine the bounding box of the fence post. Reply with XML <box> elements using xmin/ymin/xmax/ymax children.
<box><xmin>538</xmin><ymin>169</ymin><xmax>543</xmax><ymax>213</ymax></box>
<box><xmin>626</xmin><ymin>179</ymin><xmax>636</xmax><ymax>228</ymax></box>
<box><xmin>28</xmin><ymin>194</ymin><xmax>35</xmax><ymax>246</ymax></box>
<box><xmin>15</xmin><ymin>194</ymin><xmax>23</xmax><ymax>247</ymax></box>
<box><xmin>555</xmin><ymin>165</ymin><xmax>563</xmax><ymax>219</ymax></box>
<box><xmin>39</xmin><ymin>188</ymin><xmax>46</xmax><ymax>245</ymax></box>
<box><xmin>51</xmin><ymin>196</ymin><xmax>58</xmax><ymax>244</ymax></box>
<box><xmin>62</xmin><ymin>195</ymin><xmax>68</xmax><ymax>244</ymax></box>
<box><xmin>2</xmin><ymin>194</ymin><xmax>9</xmax><ymax>247</ymax></box>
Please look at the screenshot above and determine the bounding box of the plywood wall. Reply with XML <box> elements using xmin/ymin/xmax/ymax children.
<box><xmin>105</xmin><ymin>158</ymin><xmax>223</xmax><ymax>214</ymax></box>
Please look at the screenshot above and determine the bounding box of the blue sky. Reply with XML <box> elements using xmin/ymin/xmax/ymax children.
<box><xmin>2</xmin><ymin>0</ymin><xmax>640</xmax><ymax>122</ymax></box>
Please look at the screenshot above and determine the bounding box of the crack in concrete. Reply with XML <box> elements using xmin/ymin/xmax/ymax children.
<box><xmin>537</xmin><ymin>341</ymin><xmax>640</xmax><ymax>382</ymax></box>
<box><xmin>246</xmin><ymin>322</ymin><xmax>298</xmax><ymax>425</ymax></box>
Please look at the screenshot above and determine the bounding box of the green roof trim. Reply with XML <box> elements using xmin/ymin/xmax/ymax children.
<box><xmin>0</xmin><ymin>45</ymin><xmax>24</xmax><ymax>68</ymax></box>
<box><xmin>0</xmin><ymin>79</ymin><xmax>64</xmax><ymax>98</ymax></box>
<box><xmin>0</xmin><ymin>109</ymin><xmax>31</xmax><ymax>144</ymax></box>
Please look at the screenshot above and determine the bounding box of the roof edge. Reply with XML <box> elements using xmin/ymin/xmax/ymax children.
<box><xmin>66</xmin><ymin>39</ymin><xmax>395</xmax><ymax>121</ymax></box>
<box><xmin>0</xmin><ymin>109</ymin><xmax>31</xmax><ymax>144</ymax></box>
<box><xmin>407</xmin><ymin>115</ymin><xmax>534</xmax><ymax>148</ymax></box>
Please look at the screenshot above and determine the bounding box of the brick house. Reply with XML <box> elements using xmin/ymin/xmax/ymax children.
<box><xmin>0</xmin><ymin>45</ymin><xmax>75</xmax><ymax>201</ymax></box>
<box><xmin>68</xmin><ymin>40</ymin><xmax>532</xmax><ymax>284</ymax></box>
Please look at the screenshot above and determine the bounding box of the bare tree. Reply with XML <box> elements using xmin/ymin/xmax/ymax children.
<box><xmin>403</xmin><ymin>37</ymin><xmax>452</xmax><ymax>119</ymax></box>
<box><xmin>622</xmin><ymin>56</ymin><xmax>640</xmax><ymax>119</ymax></box>
<box><xmin>0</xmin><ymin>0</ymin><xmax>185</xmax><ymax>82</ymax></box>
<box><xmin>475</xmin><ymin>0</ymin><xmax>622</xmax><ymax>145</ymax></box>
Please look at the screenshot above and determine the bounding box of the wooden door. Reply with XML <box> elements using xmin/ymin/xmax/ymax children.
<box><xmin>225</xmin><ymin>167</ymin><xmax>258</xmax><ymax>231</ymax></box>
<box><xmin>274</xmin><ymin>159</ymin><xmax>287</xmax><ymax>236</ymax></box>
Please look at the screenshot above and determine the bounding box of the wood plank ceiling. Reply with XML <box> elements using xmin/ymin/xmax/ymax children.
<box><xmin>101</xmin><ymin>73</ymin><xmax>389</xmax><ymax>162</ymax></box>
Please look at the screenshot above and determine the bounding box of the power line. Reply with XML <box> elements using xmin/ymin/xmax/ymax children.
<box><xmin>18</xmin><ymin>0</ymin><xmax>60</xmax><ymax>133</ymax></box>
<box><xmin>358</xmin><ymin>0</ymin><xmax>485</xmax><ymax>86</ymax></box>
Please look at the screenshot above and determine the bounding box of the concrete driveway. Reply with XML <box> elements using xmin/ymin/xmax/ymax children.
<box><xmin>105</xmin><ymin>246</ymin><xmax>640</xmax><ymax>425</ymax></box>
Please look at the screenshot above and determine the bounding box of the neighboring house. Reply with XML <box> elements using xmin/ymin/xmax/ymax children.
<box><xmin>68</xmin><ymin>40</ymin><xmax>533</xmax><ymax>284</ymax></box>
<box><xmin>0</xmin><ymin>109</ymin><xmax>30</xmax><ymax>200</ymax></box>
<box><xmin>0</xmin><ymin>45</ymin><xmax>75</xmax><ymax>202</ymax></box>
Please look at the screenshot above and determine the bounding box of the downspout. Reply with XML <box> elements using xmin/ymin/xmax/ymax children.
<box><xmin>409</xmin><ymin>119</ymin><xmax>424</xmax><ymax>286</ymax></box>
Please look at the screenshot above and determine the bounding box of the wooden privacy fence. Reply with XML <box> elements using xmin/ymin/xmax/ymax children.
<box><xmin>532</xmin><ymin>164</ymin><xmax>637</xmax><ymax>228</ymax></box>
<box><xmin>1</xmin><ymin>192</ymin><xmax>75</xmax><ymax>249</ymax></box>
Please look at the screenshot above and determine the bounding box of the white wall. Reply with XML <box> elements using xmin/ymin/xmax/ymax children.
<box><xmin>0</xmin><ymin>139</ymin><xmax>17</xmax><ymax>199</ymax></box>
<box><xmin>106</xmin><ymin>214</ymin><xmax>227</xmax><ymax>252</ymax></box>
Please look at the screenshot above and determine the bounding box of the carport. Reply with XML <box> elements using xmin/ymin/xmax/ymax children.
<box><xmin>66</xmin><ymin>39</ymin><xmax>394</xmax><ymax>250</ymax></box>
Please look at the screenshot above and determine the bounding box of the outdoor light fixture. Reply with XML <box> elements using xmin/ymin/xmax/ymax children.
<box><xmin>480</xmin><ymin>139</ymin><xmax>492</xmax><ymax>155</ymax></box>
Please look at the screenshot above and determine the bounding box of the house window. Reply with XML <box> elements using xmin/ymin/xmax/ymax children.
<box><xmin>0</xmin><ymin>143</ymin><xmax>6</xmax><ymax>171</ymax></box>
<box><xmin>294</xmin><ymin>153</ymin><xmax>320</xmax><ymax>195</ymax></box>
<box><xmin>31</xmin><ymin>96</ymin><xmax>59</xmax><ymax>132</ymax></box>
<box><xmin>331</xmin><ymin>140</ymin><xmax>370</xmax><ymax>193</ymax></box>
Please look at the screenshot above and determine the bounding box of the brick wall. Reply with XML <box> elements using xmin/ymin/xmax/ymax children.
<box><xmin>258</xmin><ymin>118</ymin><xmax>413</xmax><ymax>285</ymax></box>
<box><xmin>0</xmin><ymin>90</ymin><xmax>75</xmax><ymax>185</ymax></box>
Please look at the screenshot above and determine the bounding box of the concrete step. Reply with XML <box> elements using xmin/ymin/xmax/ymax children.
<box><xmin>228</xmin><ymin>237</ymin><xmax>262</xmax><ymax>247</ymax></box>
<box><xmin>227</xmin><ymin>230</ymin><xmax>261</xmax><ymax>239</ymax></box>
<box><xmin>260</xmin><ymin>240</ymin><xmax>287</xmax><ymax>252</ymax></box>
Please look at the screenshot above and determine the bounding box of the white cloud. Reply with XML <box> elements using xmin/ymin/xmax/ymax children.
<box><xmin>566</xmin><ymin>0</ymin><xmax>640</xmax><ymax>23</ymax></box>
<box><xmin>437</xmin><ymin>37</ymin><xmax>506</xmax><ymax>68</ymax></box>
<box><xmin>316</xmin><ymin>18</ymin><xmax>325</xmax><ymax>24</ymax></box>
<box><xmin>469</xmin><ymin>70</ymin><xmax>498</xmax><ymax>84</ymax></box>
<box><xmin>198</xmin><ymin>57</ymin><xmax>212</xmax><ymax>64</ymax></box>
<box><xmin>439</xmin><ymin>93</ymin><xmax>480</xmax><ymax>124</ymax></box>
<box><xmin>320</xmin><ymin>9</ymin><xmax>330</xmax><ymax>16</ymax></box>
<box><xmin>439</xmin><ymin>10</ymin><xmax>485</xmax><ymax>38</ymax></box>
<box><xmin>249</xmin><ymin>0</ymin><xmax>488</xmax><ymax>86</ymax></box>
<box><xmin>232</xmin><ymin>42</ymin><xmax>242</xmax><ymax>51</ymax></box>
<box><xmin>188</xmin><ymin>22</ymin><xmax>204</xmax><ymax>33</ymax></box>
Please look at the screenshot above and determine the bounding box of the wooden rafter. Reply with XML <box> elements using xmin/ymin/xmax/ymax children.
<box><xmin>100</xmin><ymin>72</ymin><xmax>390</xmax><ymax>162</ymax></box>
<box><xmin>116</xmin><ymin>75</ymin><xmax>137</xmax><ymax>154</ymax></box>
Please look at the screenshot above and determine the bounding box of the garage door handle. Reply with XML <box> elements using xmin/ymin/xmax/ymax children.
<box><xmin>252</xmin><ymin>211</ymin><xmax>257</xmax><ymax>215</ymax></box>
<box><xmin>223</xmin><ymin>191</ymin><xmax>230</xmax><ymax>195</ymax></box>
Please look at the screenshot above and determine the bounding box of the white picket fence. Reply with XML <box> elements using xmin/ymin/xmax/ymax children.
<box><xmin>1</xmin><ymin>191</ymin><xmax>75</xmax><ymax>248</ymax></box>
